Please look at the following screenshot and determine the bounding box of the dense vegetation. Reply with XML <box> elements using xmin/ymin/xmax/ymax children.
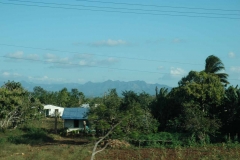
<box><xmin>1</xmin><ymin>55</ymin><xmax>240</xmax><ymax>158</ymax></box>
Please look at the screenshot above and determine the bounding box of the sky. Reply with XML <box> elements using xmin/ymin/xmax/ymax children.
<box><xmin>0</xmin><ymin>0</ymin><xmax>240</xmax><ymax>87</ymax></box>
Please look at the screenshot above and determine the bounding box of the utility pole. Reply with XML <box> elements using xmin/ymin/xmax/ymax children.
<box><xmin>55</xmin><ymin>109</ymin><xmax>58</xmax><ymax>134</ymax></box>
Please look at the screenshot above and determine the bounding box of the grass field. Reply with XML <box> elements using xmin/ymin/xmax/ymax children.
<box><xmin>1</xmin><ymin>118</ymin><xmax>240</xmax><ymax>160</ymax></box>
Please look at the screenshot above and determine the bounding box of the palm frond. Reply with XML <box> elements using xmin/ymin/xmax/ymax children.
<box><xmin>204</xmin><ymin>55</ymin><xmax>229</xmax><ymax>84</ymax></box>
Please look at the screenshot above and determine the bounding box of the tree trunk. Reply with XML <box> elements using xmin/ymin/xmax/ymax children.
<box><xmin>90</xmin><ymin>121</ymin><xmax>122</xmax><ymax>160</ymax></box>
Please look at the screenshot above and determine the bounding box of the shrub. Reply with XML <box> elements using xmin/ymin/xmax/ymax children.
<box><xmin>0</xmin><ymin>138</ymin><xmax>6</xmax><ymax>144</ymax></box>
<box><xmin>7</xmin><ymin>127</ymin><xmax>53</xmax><ymax>145</ymax></box>
<box><xmin>129</xmin><ymin>132</ymin><xmax>183</xmax><ymax>147</ymax></box>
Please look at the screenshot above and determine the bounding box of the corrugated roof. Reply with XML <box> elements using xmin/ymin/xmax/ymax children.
<box><xmin>62</xmin><ymin>108</ymin><xmax>89</xmax><ymax>120</ymax></box>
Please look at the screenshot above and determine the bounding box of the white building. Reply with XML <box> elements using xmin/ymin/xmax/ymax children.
<box><xmin>43</xmin><ymin>105</ymin><xmax>64</xmax><ymax>117</ymax></box>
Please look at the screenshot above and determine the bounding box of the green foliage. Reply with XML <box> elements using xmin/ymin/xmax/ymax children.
<box><xmin>150</xmin><ymin>87</ymin><xmax>170</xmax><ymax>130</ymax></box>
<box><xmin>88</xmin><ymin>89</ymin><xmax>122</xmax><ymax>136</ymax></box>
<box><xmin>32</xmin><ymin>86</ymin><xmax>87</xmax><ymax>107</ymax></box>
<box><xmin>204</xmin><ymin>55</ymin><xmax>229</xmax><ymax>84</ymax></box>
<box><xmin>0</xmin><ymin>54</ymin><xmax>239</xmax><ymax>148</ymax></box>
<box><xmin>128</xmin><ymin>132</ymin><xmax>182</xmax><ymax>147</ymax></box>
<box><xmin>0</xmin><ymin>137</ymin><xmax>6</xmax><ymax>144</ymax></box>
<box><xmin>166</xmin><ymin>71</ymin><xmax>224</xmax><ymax>138</ymax></box>
<box><xmin>67</xmin><ymin>88</ymin><xmax>85</xmax><ymax>107</ymax></box>
<box><xmin>32</xmin><ymin>86</ymin><xmax>48</xmax><ymax>104</ymax></box>
<box><xmin>7</xmin><ymin>127</ymin><xmax>53</xmax><ymax>145</ymax></box>
<box><xmin>219</xmin><ymin>85</ymin><xmax>240</xmax><ymax>134</ymax></box>
<box><xmin>0</xmin><ymin>81</ymin><xmax>43</xmax><ymax>130</ymax></box>
<box><xmin>88</xmin><ymin>89</ymin><xmax>159</xmax><ymax>140</ymax></box>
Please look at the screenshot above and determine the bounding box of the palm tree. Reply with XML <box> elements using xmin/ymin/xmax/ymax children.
<box><xmin>204</xmin><ymin>55</ymin><xmax>229</xmax><ymax>84</ymax></box>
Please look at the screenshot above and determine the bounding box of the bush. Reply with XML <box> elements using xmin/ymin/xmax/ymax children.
<box><xmin>7</xmin><ymin>127</ymin><xmax>53</xmax><ymax>145</ymax></box>
<box><xmin>129</xmin><ymin>132</ymin><xmax>183</xmax><ymax>147</ymax></box>
<box><xmin>0</xmin><ymin>138</ymin><xmax>6</xmax><ymax>144</ymax></box>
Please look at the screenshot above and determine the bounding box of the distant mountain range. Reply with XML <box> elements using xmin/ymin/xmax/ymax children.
<box><xmin>1</xmin><ymin>80</ymin><xmax>171</xmax><ymax>97</ymax></box>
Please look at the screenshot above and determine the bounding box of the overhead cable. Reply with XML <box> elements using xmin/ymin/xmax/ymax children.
<box><xmin>1</xmin><ymin>1</ymin><xmax>239</xmax><ymax>19</ymax></box>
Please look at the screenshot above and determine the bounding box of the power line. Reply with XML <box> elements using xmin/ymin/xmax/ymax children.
<box><xmin>0</xmin><ymin>43</ymin><xmax>203</xmax><ymax>66</ymax></box>
<box><xmin>6</xmin><ymin>0</ymin><xmax>240</xmax><ymax>16</ymax></box>
<box><xmin>74</xmin><ymin>0</ymin><xmax>240</xmax><ymax>12</ymax></box>
<box><xmin>1</xmin><ymin>2</ymin><xmax>239</xmax><ymax>20</ymax></box>
<box><xmin>1</xmin><ymin>56</ymin><xmax>239</xmax><ymax>82</ymax></box>
<box><xmin>0</xmin><ymin>55</ymin><xmax>182</xmax><ymax>75</ymax></box>
<box><xmin>1</xmin><ymin>43</ymin><xmax>238</xmax><ymax>70</ymax></box>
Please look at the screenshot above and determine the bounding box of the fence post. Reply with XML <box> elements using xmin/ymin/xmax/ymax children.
<box><xmin>55</xmin><ymin>109</ymin><xmax>58</xmax><ymax>134</ymax></box>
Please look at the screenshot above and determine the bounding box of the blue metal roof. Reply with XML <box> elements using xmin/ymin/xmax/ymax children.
<box><xmin>62</xmin><ymin>108</ymin><xmax>89</xmax><ymax>120</ymax></box>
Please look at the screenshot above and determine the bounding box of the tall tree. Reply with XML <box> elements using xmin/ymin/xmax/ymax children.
<box><xmin>151</xmin><ymin>87</ymin><xmax>170</xmax><ymax>131</ymax></box>
<box><xmin>32</xmin><ymin>86</ymin><xmax>48</xmax><ymax>104</ymax></box>
<box><xmin>57</xmin><ymin>88</ymin><xmax>69</xmax><ymax>107</ymax></box>
<box><xmin>204</xmin><ymin>55</ymin><xmax>229</xmax><ymax>85</ymax></box>
<box><xmin>88</xmin><ymin>89</ymin><xmax>158</xmax><ymax>159</ymax></box>
<box><xmin>168</xmin><ymin>71</ymin><xmax>225</xmax><ymax>139</ymax></box>
<box><xmin>68</xmin><ymin>89</ymin><xmax>85</xmax><ymax>107</ymax></box>
<box><xmin>0</xmin><ymin>81</ymin><xmax>42</xmax><ymax>130</ymax></box>
<box><xmin>219</xmin><ymin>85</ymin><xmax>240</xmax><ymax>134</ymax></box>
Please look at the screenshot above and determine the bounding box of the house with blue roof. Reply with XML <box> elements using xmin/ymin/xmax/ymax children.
<box><xmin>62</xmin><ymin>107</ymin><xmax>89</xmax><ymax>132</ymax></box>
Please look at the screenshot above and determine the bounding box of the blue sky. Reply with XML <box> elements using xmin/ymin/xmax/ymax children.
<box><xmin>0</xmin><ymin>0</ymin><xmax>240</xmax><ymax>87</ymax></box>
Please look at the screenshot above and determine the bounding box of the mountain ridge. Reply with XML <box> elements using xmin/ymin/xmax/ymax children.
<box><xmin>0</xmin><ymin>80</ymin><xmax>171</xmax><ymax>97</ymax></box>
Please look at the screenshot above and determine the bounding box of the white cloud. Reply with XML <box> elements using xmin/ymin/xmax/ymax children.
<box><xmin>157</xmin><ymin>66</ymin><xmax>164</xmax><ymax>70</ymax></box>
<box><xmin>75</xmin><ymin>55</ymin><xmax>119</xmax><ymax>67</ymax></box>
<box><xmin>160</xmin><ymin>67</ymin><xmax>186</xmax><ymax>80</ymax></box>
<box><xmin>228</xmin><ymin>52</ymin><xmax>235</xmax><ymax>58</ymax></box>
<box><xmin>44</xmin><ymin>54</ymin><xmax>70</xmax><ymax>62</ymax></box>
<box><xmin>74</xmin><ymin>54</ymin><xmax>93</xmax><ymax>59</ymax></box>
<box><xmin>172</xmin><ymin>38</ymin><xmax>185</xmax><ymax>43</ymax></box>
<box><xmin>145</xmin><ymin>39</ymin><xmax>165</xmax><ymax>44</ymax></box>
<box><xmin>26</xmin><ymin>54</ymin><xmax>40</xmax><ymax>60</ymax></box>
<box><xmin>5</xmin><ymin>52</ymin><xmax>119</xmax><ymax>69</ymax></box>
<box><xmin>28</xmin><ymin>75</ymin><xmax>65</xmax><ymax>83</ymax></box>
<box><xmin>13</xmin><ymin>73</ymin><xmax>21</xmax><ymax>76</ymax></box>
<box><xmin>77</xmin><ymin>78</ymin><xmax>86</xmax><ymax>84</ymax></box>
<box><xmin>1</xmin><ymin>72</ymin><xmax>68</xmax><ymax>84</ymax></box>
<box><xmin>90</xmin><ymin>39</ymin><xmax>127</xmax><ymax>47</ymax></box>
<box><xmin>6</xmin><ymin>51</ymin><xmax>24</xmax><ymax>58</ymax></box>
<box><xmin>2</xmin><ymin>72</ymin><xmax>10</xmax><ymax>77</ymax></box>
<box><xmin>75</xmin><ymin>54</ymin><xmax>118</xmax><ymax>63</ymax></box>
<box><xmin>59</xmin><ymin>57</ymin><xmax>70</xmax><ymax>63</ymax></box>
<box><xmin>43</xmin><ymin>53</ymin><xmax>59</xmax><ymax>62</ymax></box>
<box><xmin>79</xmin><ymin>60</ymin><xmax>88</xmax><ymax>66</ymax></box>
<box><xmin>1</xmin><ymin>71</ymin><xmax>21</xmax><ymax>77</ymax></box>
<box><xmin>43</xmin><ymin>54</ymin><xmax>74</xmax><ymax>68</ymax></box>
<box><xmin>170</xmin><ymin>67</ymin><xmax>186</xmax><ymax>77</ymax></box>
<box><xmin>97</xmin><ymin>57</ymin><xmax>119</xmax><ymax>65</ymax></box>
<box><xmin>230</xmin><ymin>66</ymin><xmax>240</xmax><ymax>73</ymax></box>
<box><xmin>5</xmin><ymin>52</ymin><xmax>40</xmax><ymax>61</ymax></box>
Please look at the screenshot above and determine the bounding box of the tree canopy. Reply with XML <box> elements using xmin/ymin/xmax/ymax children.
<box><xmin>0</xmin><ymin>81</ymin><xmax>42</xmax><ymax>130</ymax></box>
<box><xmin>204</xmin><ymin>55</ymin><xmax>229</xmax><ymax>85</ymax></box>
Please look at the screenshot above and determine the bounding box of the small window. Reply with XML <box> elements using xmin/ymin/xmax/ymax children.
<box><xmin>74</xmin><ymin>120</ymin><xmax>79</xmax><ymax>128</ymax></box>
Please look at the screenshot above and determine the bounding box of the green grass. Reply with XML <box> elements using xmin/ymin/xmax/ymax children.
<box><xmin>0</xmin><ymin>117</ymin><xmax>92</xmax><ymax>160</ymax></box>
<box><xmin>0</xmin><ymin>142</ymin><xmax>92</xmax><ymax>160</ymax></box>
<box><xmin>1</xmin><ymin>118</ymin><xmax>240</xmax><ymax>160</ymax></box>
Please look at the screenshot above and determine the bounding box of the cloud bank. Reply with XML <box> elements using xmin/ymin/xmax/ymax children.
<box><xmin>5</xmin><ymin>52</ymin><xmax>120</xmax><ymax>69</ymax></box>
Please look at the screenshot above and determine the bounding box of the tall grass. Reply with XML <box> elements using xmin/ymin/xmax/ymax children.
<box><xmin>1</xmin><ymin>118</ymin><xmax>240</xmax><ymax>160</ymax></box>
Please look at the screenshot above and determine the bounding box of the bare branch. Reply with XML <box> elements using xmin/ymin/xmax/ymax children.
<box><xmin>93</xmin><ymin>142</ymin><xmax>109</xmax><ymax>156</ymax></box>
<box><xmin>91</xmin><ymin>121</ymin><xmax>122</xmax><ymax>160</ymax></box>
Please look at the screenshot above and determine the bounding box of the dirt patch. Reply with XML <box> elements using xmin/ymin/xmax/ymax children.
<box><xmin>95</xmin><ymin>147</ymin><xmax>240</xmax><ymax>160</ymax></box>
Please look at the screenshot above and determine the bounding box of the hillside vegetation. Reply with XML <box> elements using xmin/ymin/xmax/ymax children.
<box><xmin>1</xmin><ymin>55</ymin><xmax>240</xmax><ymax>159</ymax></box>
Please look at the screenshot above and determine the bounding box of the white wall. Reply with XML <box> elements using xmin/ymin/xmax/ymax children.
<box><xmin>43</xmin><ymin>105</ymin><xmax>64</xmax><ymax>117</ymax></box>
